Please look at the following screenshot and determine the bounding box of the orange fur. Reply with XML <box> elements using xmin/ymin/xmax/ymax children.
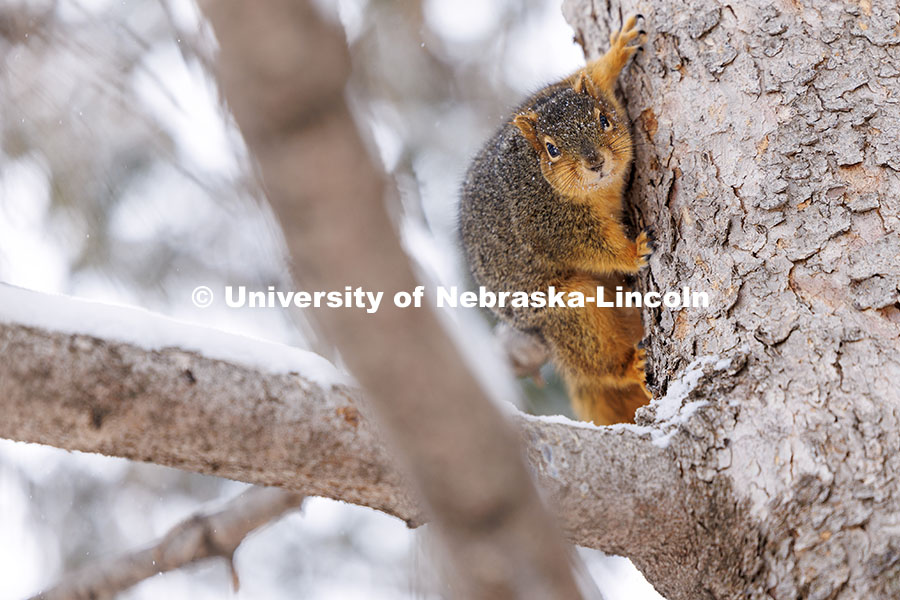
<box><xmin>586</xmin><ymin>14</ymin><xmax>645</xmax><ymax>96</ymax></box>
<box><xmin>550</xmin><ymin>275</ymin><xmax>650</xmax><ymax>425</ymax></box>
<box><xmin>551</xmin><ymin>16</ymin><xmax>651</xmax><ymax>423</ymax></box>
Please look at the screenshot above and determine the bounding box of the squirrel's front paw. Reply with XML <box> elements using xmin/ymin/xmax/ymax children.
<box><xmin>610</xmin><ymin>14</ymin><xmax>648</xmax><ymax>59</ymax></box>
<box><xmin>635</xmin><ymin>231</ymin><xmax>653</xmax><ymax>268</ymax></box>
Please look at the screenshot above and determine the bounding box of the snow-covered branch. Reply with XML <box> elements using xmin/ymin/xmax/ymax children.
<box><xmin>0</xmin><ymin>285</ymin><xmax>687</xmax><ymax>561</ymax></box>
<box><xmin>0</xmin><ymin>284</ymin><xmax>422</xmax><ymax>526</ymax></box>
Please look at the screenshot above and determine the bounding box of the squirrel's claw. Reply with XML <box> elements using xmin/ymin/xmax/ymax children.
<box><xmin>609</xmin><ymin>14</ymin><xmax>647</xmax><ymax>60</ymax></box>
<box><xmin>635</xmin><ymin>231</ymin><xmax>653</xmax><ymax>268</ymax></box>
<box><xmin>626</xmin><ymin>347</ymin><xmax>649</xmax><ymax>393</ymax></box>
<box><xmin>644</xmin><ymin>228</ymin><xmax>657</xmax><ymax>252</ymax></box>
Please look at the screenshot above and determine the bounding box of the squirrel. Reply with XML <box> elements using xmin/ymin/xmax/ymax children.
<box><xmin>459</xmin><ymin>15</ymin><xmax>651</xmax><ymax>425</ymax></box>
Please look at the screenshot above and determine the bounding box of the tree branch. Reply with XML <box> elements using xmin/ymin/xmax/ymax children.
<box><xmin>31</xmin><ymin>487</ymin><xmax>305</xmax><ymax>600</ymax></box>
<box><xmin>0</xmin><ymin>313</ymin><xmax>686</xmax><ymax>562</ymax></box>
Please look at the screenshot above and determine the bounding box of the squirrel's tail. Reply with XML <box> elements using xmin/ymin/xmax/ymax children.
<box><xmin>543</xmin><ymin>275</ymin><xmax>651</xmax><ymax>425</ymax></box>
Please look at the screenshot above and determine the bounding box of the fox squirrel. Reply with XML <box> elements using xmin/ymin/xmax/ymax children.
<box><xmin>459</xmin><ymin>15</ymin><xmax>650</xmax><ymax>425</ymax></box>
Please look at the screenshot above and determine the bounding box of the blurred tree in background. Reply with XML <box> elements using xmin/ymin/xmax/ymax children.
<box><xmin>0</xmin><ymin>0</ymin><xmax>659</xmax><ymax>598</ymax></box>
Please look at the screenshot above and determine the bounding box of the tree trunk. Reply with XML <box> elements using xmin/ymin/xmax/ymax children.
<box><xmin>563</xmin><ymin>0</ymin><xmax>900</xmax><ymax>597</ymax></box>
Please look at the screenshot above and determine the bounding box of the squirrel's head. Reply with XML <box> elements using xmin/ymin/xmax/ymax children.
<box><xmin>512</xmin><ymin>71</ymin><xmax>632</xmax><ymax>199</ymax></box>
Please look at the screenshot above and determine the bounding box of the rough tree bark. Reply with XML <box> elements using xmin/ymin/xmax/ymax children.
<box><xmin>563</xmin><ymin>0</ymin><xmax>900</xmax><ymax>598</ymax></box>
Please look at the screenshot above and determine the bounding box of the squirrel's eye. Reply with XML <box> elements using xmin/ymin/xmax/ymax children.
<box><xmin>599</xmin><ymin>114</ymin><xmax>610</xmax><ymax>129</ymax></box>
<box><xmin>546</xmin><ymin>142</ymin><xmax>561</xmax><ymax>158</ymax></box>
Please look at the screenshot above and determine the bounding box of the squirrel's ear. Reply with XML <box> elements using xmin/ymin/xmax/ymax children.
<box><xmin>513</xmin><ymin>111</ymin><xmax>542</xmax><ymax>152</ymax></box>
<box><xmin>573</xmin><ymin>70</ymin><xmax>600</xmax><ymax>99</ymax></box>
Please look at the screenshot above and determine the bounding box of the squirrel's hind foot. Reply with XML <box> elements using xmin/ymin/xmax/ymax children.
<box><xmin>635</xmin><ymin>231</ymin><xmax>653</xmax><ymax>269</ymax></box>
<box><xmin>625</xmin><ymin>347</ymin><xmax>650</xmax><ymax>389</ymax></box>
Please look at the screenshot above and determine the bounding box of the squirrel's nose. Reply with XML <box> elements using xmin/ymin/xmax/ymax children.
<box><xmin>583</xmin><ymin>147</ymin><xmax>604</xmax><ymax>172</ymax></box>
<box><xmin>588</xmin><ymin>158</ymin><xmax>605</xmax><ymax>172</ymax></box>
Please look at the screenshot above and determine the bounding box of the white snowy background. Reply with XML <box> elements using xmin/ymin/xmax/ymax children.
<box><xmin>0</xmin><ymin>0</ymin><xmax>665</xmax><ymax>597</ymax></box>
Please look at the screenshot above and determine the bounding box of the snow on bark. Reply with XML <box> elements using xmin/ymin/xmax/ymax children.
<box><xmin>0</xmin><ymin>283</ymin><xmax>347</xmax><ymax>386</ymax></box>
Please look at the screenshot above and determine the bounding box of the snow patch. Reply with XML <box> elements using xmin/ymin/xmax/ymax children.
<box><xmin>517</xmin><ymin>411</ymin><xmax>604</xmax><ymax>430</ymax></box>
<box><xmin>0</xmin><ymin>283</ymin><xmax>349</xmax><ymax>387</ymax></box>
<box><xmin>616</xmin><ymin>355</ymin><xmax>732</xmax><ymax>448</ymax></box>
<box><xmin>653</xmin><ymin>356</ymin><xmax>720</xmax><ymax>422</ymax></box>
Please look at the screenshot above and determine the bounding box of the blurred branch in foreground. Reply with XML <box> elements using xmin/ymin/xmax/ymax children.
<box><xmin>198</xmin><ymin>0</ymin><xmax>587</xmax><ymax>597</ymax></box>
